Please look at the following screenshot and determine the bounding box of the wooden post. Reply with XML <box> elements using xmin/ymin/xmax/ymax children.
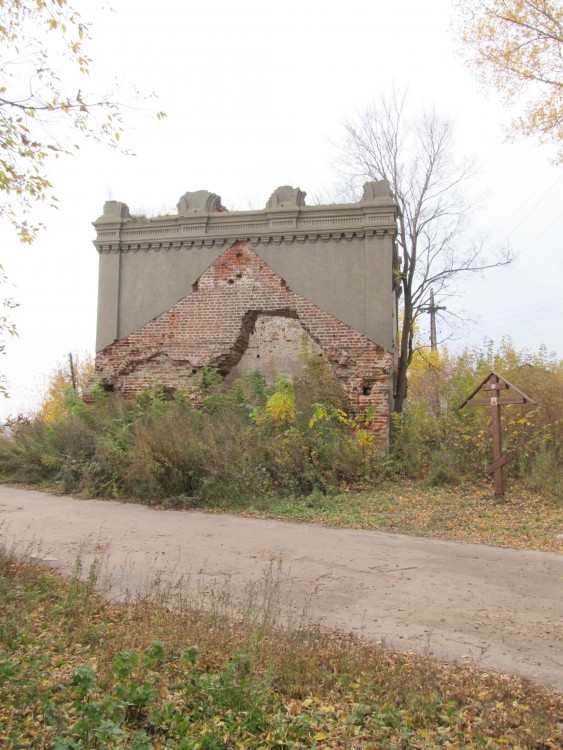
<box><xmin>69</xmin><ymin>353</ymin><xmax>77</xmax><ymax>392</ymax></box>
<box><xmin>425</xmin><ymin>289</ymin><xmax>446</xmax><ymax>352</ymax></box>
<box><xmin>489</xmin><ymin>374</ymin><xmax>504</xmax><ymax>497</ymax></box>
<box><xmin>459</xmin><ymin>371</ymin><xmax>534</xmax><ymax>499</ymax></box>
<box><xmin>429</xmin><ymin>289</ymin><xmax>437</xmax><ymax>352</ymax></box>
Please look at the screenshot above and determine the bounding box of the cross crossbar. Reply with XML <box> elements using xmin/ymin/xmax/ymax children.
<box><xmin>458</xmin><ymin>372</ymin><xmax>535</xmax><ymax>497</ymax></box>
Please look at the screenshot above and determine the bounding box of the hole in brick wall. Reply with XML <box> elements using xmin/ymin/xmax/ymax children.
<box><xmin>236</xmin><ymin>272</ymin><xmax>242</xmax><ymax>278</ymax></box>
<box><xmin>219</xmin><ymin>368</ymin><xmax>228</xmax><ymax>376</ymax></box>
<box><xmin>363</xmin><ymin>384</ymin><xmax>372</xmax><ymax>396</ymax></box>
<box><xmin>191</xmin><ymin>368</ymin><xmax>197</xmax><ymax>374</ymax></box>
<box><xmin>192</xmin><ymin>281</ymin><xmax>199</xmax><ymax>292</ymax></box>
<box><xmin>236</xmin><ymin>251</ymin><xmax>242</xmax><ymax>258</ymax></box>
<box><xmin>215</xmin><ymin>308</ymin><xmax>328</xmax><ymax>387</ymax></box>
<box><xmin>102</xmin><ymin>383</ymin><xmax>114</xmax><ymax>393</ymax></box>
<box><xmin>228</xmin><ymin>278</ymin><xmax>234</xmax><ymax>285</ymax></box>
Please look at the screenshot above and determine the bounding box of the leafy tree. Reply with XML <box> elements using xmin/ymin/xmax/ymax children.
<box><xmin>38</xmin><ymin>352</ymin><xmax>94</xmax><ymax>423</ymax></box>
<box><xmin>456</xmin><ymin>0</ymin><xmax>563</xmax><ymax>161</ymax></box>
<box><xmin>0</xmin><ymin>266</ymin><xmax>17</xmax><ymax>397</ymax></box>
<box><xmin>338</xmin><ymin>90</ymin><xmax>512</xmax><ymax>413</ymax></box>
<box><xmin>0</xmin><ymin>1</ymin><xmax>164</xmax><ymax>395</ymax></box>
<box><xmin>0</xmin><ymin>0</ymin><xmax>155</xmax><ymax>241</ymax></box>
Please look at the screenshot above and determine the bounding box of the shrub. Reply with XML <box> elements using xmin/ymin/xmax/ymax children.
<box><xmin>400</xmin><ymin>337</ymin><xmax>562</xmax><ymax>497</ymax></box>
<box><xmin>0</xmin><ymin>339</ymin><xmax>560</xmax><ymax>501</ymax></box>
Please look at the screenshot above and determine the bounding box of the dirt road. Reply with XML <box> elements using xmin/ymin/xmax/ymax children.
<box><xmin>1</xmin><ymin>486</ymin><xmax>561</xmax><ymax>689</ymax></box>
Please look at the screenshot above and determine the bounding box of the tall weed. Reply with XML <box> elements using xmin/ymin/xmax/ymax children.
<box><xmin>1</xmin><ymin>338</ymin><xmax>560</xmax><ymax>501</ymax></box>
<box><xmin>401</xmin><ymin>338</ymin><xmax>562</xmax><ymax>497</ymax></box>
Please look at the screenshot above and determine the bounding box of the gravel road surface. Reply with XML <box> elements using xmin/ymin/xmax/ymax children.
<box><xmin>1</xmin><ymin>486</ymin><xmax>561</xmax><ymax>689</ymax></box>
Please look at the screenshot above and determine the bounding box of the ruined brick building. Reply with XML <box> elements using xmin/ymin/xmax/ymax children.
<box><xmin>93</xmin><ymin>183</ymin><xmax>399</xmax><ymax>439</ymax></box>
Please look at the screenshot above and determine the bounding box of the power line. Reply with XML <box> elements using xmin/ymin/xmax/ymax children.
<box><xmin>468</xmin><ymin>321</ymin><xmax>563</xmax><ymax>338</ymax></box>
<box><xmin>472</xmin><ymin>310</ymin><xmax>563</xmax><ymax>331</ymax></box>
<box><xmin>504</xmin><ymin>173</ymin><xmax>563</xmax><ymax>241</ymax></box>
<box><xmin>517</xmin><ymin>212</ymin><xmax>563</xmax><ymax>256</ymax></box>
<box><xmin>473</xmin><ymin>302</ymin><xmax>563</xmax><ymax>325</ymax></box>
<box><xmin>469</xmin><ymin>296</ymin><xmax>562</xmax><ymax>316</ymax></box>
<box><xmin>492</xmin><ymin>168</ymin><xmax>562</xmax><ymax>239</ymax></box>
<box><xmin>470</xmin><ymin>309</ymin><xmax>563</xmax><ymax>329</ymax></box>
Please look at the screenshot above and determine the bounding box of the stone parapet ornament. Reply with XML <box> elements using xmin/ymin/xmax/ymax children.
<box><xmin>93</xmin><ymin>182</ymin><xmax>397</xmax><ymax>254</ymax></box>
<box><xmin>176</xmin><ymin>190</ymin><xmax>225</xmax><ymax>215</ymax></box>
<box><xmin>96</xmin><ymin>200</ymin><xmax>131</xmax><ymax>221</ymax></box>
<box><xmin>266</xmin><ymin>185</ymin><xmax>307</xmax><ymax>209</ymax></box>
<box><xmin>362</xmin><ymin>180</ymin><xmax>392</xmax><ymax>201</ymax></box>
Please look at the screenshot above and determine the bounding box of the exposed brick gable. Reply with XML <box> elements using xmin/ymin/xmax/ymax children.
<box><xmin>95</xmin><ymin>242</ymin><xmax>393</xmax><ymax>437</ymax></box>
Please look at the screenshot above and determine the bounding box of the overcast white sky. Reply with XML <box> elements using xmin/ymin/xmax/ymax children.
<box><xmin>1</xmin><ymin>0</ymin><xmax>561</xmax><ymax>420</ymax></box>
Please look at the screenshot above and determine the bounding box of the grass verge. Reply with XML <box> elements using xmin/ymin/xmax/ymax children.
<box><xmin>155</xmin><ymin>481</ymin><xmax>563</xmax><ymax>553</ymax></box>
<box><xmin>0</xmin><ymin>545</ymin><xmax>561</xmax><ymax>749</ymax></box>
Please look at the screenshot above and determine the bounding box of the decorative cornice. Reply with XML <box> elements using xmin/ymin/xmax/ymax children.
<box><xmin>177</xmin><ymin>190</ymin><xmax>224</xmax><ymax>215</ymax></box>
<box><xmin>266</xmin><ymin>185</ymin><xmax>307</xmax><ymax>209</ymax></box>
<box><xmin>93</xmin><ymin>182</ymin><xmax>397</xmax><ymax>254</ymax></box>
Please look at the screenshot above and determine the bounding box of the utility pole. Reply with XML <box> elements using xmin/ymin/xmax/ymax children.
<box><xmin>68</xmin><ymin>353</ymin><xmax>77</xmax><ymax>392</ymax></box>
<box><xmin>425</xmin><ymin>289</ymin><xmax>446</xmax><ymax>351</ymax></box>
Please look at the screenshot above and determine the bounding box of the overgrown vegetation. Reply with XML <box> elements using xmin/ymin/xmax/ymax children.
<box><xmin>0</xmin><ymin>354</ymin><xmax>378</xmax><ymax>504</ymax></box>
<box><xmin>400</xmin><ymin>337</ymin><xmax>562</xmax><ymax>499</ymax></box>
<box><xmin>215</xmin><ymin>482</ymin><xmax>562</xmax><ymax>552</ymax></box>
<box><xmin>0</xmin><ymin>544</ymin><xmax>561</xmax><ymax>749</ymax></box>
<box><xmin>38</xmin><ymin>353</ymin><xmax>95</xmax><ymax>425</ymax></box>
<box><xmin>0</xmin><ymin>339</ymin><xmax>560</xmax><ymax>540</ymax></box>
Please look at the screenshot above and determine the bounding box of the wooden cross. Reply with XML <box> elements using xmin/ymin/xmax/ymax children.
<box><xmin>459</xmin><ymin>371</ymin><xmax>535</xmax><ymax>498</ymax></box>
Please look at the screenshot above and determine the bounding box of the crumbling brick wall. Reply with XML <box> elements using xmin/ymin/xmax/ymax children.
<box><xmin>95</xmin><ymin>242</ymin><xmax>393</xmax><ymax>437</ymax></box>
<box><xmin>225</xmin><ymin>315</ymin><xmax>323</xmax><ymax>382</ymax></box>
<box><xmin>93</xmin><ymin>183</ymin><xmax>399</xmax><ymax>440</ymax></box>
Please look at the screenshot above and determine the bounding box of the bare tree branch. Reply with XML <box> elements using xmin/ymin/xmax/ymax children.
<box><xmin>338</xmin><ymin>90</ymin><xmax>513</xmax><ymax>413</ymax></box>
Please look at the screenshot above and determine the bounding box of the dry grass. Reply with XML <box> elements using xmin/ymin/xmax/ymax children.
<box><xmin>216</xmin><ymin>480</ymin><xmax>563</xmax><ymax>553</ymax></box>
<box><xmin>0</xmin><ymin>545</ymin><xmax>561</xmax><ymax>749</ymax></box>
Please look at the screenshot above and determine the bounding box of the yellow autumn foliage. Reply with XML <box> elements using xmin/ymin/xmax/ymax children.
<box><xmin>38</xmin><ymin>353</ymin><xmax>94</xmax><ymax>424</ymax></box>
<box><xmin>252</xmin><ymin>374</ymin><xmax>296</xmax><ymax>426</ymax></box>
<box><xmin>401</xmin><ymin>337</ymin><xmax>562</xmax><ymax>493</ymax></box>
<box><xmin>456</xmin><ymin>0</ymin><xmax>563</xmax><ymax>161</ymax></box>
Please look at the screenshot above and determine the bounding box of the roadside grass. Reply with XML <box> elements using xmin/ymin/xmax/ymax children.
<box><xmin>164</xmin><ymin>481</ymin><xmax>563</xmax><ymax>553</ymax></box>
<box><xmin>0</xmin><ymin>361</ymin><xmax>561</xmax><ymax>556</ymax></box>
<box><xmin>0</xmin><ymin>547</ymin><xmax>561</xmax><ymax>750</ymax></box>
<box><xmin>5</xmin><ymin>477</ymin><xmax>562</xmax><ymax>553</ymax></box>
